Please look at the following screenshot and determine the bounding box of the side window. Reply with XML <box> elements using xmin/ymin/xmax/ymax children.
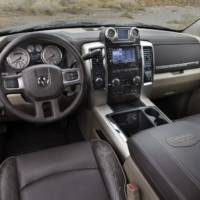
<box><xmin>184</xmin><ymin>20</ymin><xmax>200</xmax><ymax>37</ymax></box>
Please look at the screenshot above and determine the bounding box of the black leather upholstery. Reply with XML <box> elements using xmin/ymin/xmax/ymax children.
<box><xmin>0</xmin><ymin>141</ymin><xmax>126</xmax><ymax>200</ymax></box>
<box><xmin>128</xmin><ymin>121</ymin><xmax>200</xmax><ymax>200</ymax></box>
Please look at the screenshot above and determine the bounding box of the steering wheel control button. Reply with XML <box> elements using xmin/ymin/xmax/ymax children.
<box><xmin>64</xmin><ymin>71</ymin><xmax>79</xmax><ymax>81</ymax></box>
<box><xmin>4</xmin><ymin>79</ymin><xmax>19</xmax><ymax>89</ymax></box>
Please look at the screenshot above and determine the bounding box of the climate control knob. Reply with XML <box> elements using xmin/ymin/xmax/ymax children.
<box><xmin>112</xmin><ymin>78</ymin><xmax>120</xmax><ymax>87</ymax></box>
<box><xmin>133</xmin><ymin>76</ymin><xmax>141</xmax><ymax>86</ymax></box>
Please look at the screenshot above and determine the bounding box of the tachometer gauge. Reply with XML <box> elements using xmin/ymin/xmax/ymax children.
<box><xmin>41</xmin><ymin>45</ymin><xmax>62</xmax><ymax>65</ymax></box>
<box><xmin>6</xmin><ymin>48</ymin><xmax>30</xmax><ymax>70</ymax></box>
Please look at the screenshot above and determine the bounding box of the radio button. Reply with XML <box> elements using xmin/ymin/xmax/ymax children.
<box><xmin>133</xmin><ymin>76</ymin><xmax>141</xmax><ymax>86</ymax></box>
<box><xmin>112</xmin><ymin>78</ymin><xmax>120</xmax><ymax>87</ymax></box>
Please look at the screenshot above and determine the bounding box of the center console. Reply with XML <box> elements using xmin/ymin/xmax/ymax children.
<box><xmin>101</xmin><ymin>27</ymin><xmax>143</xmax><ymax>104</ymax></box>
<box><xmin>82</xmin><ymin>27</ymin><xmax>172</xmax><ymax>159</ymax></box>
<box><xmin>81</xmin><ymin>27</ymin><xmax>173</xmax><ymax>200</ymax></box>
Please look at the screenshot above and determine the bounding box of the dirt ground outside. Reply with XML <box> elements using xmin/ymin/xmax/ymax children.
<box><xmin>0</xmin><ymin>0</ymin><xmax>199</xmax><ymax>30</ymax></box>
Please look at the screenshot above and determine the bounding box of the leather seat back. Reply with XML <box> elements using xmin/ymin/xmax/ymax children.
<box><xmin>0</xmin><ymin>141</ymin><xmax>126</xmax><ymax>200</ymax></box>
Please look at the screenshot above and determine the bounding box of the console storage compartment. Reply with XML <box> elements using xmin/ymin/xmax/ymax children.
<box><xmin>107</xmin><ymin>107</ymin><xmax>168</xmax><ymax>137</ymax></box>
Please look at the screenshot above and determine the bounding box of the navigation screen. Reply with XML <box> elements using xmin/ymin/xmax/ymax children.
<box><xmin>112</xmin><ymin>48</ymin><xmax>136</xmax><ymax>64</ymax></box>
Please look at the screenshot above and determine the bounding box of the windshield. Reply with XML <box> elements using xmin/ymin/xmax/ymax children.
<box><xmin>0</xmin><ymin>0</ymin><xmax>199</xmax><ymax>31</ymax></box>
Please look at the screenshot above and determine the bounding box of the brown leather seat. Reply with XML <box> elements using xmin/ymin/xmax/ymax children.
<box><xmin>178</xmin><ymin>114</ymin><xmax>200</xmax><ymax>124</ymax></box>
<box><xmin>0</xmin><ymin>140</ymin><xmax>126</xmax><ymax>200</ymax></box>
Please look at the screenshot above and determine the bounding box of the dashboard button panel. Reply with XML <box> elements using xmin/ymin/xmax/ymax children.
<box><xmin>102</xmin><ymin>27</ymin><xmax>143</xmax><ymax>104</ymax></box>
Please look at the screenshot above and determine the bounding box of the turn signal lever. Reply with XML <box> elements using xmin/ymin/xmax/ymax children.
<box><xmin>82</xmin><ymin>49</ymin><xmax>102</xmax><ymax>60</ymax></box>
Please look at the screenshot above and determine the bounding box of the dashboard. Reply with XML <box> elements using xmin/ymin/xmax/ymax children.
<box><xmin>0</xmin><ymin>26</ymin><xmax>199</xmax><ymax>118</ymax></box>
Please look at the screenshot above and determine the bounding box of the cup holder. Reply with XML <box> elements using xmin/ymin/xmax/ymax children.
<box><xmin>154</xmin><ymin>118</ymin><xmax>168</xmax><ymax>126</ymax></box>
<box><xmin>144</xmin><ymin>107</ymin><xmax>168</xmax><ymax>126</ymax></box>
<box><xmin>145</xmin><ymin>108</ymin><xmax>160</xmax><ymax>118</ymax></box>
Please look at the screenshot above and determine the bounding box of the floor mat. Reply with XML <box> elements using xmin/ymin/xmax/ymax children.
<box><xmin>4</xmin><ymin>116</ymin><xmax>84</xmax><ymax>158</ymax></box>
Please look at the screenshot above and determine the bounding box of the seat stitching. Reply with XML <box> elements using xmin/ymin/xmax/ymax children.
<box><xmin>21</xmin><ymin>167</ymin><xmax>98</xmax><ymax>191</ymax></box>
<box><xmin>149</xmin><ymin>130</ymin><xmax>200</xmax><ymax>189</ymax></box>
<box><xmin>132</xmin><ymin>140</ymin><xmax>187</xmax><ymax>200</ymax></box>
<box><xmin>91</xmin><ymin>140</ymin><xmax>127</xmax><ymax>200</ymax></box>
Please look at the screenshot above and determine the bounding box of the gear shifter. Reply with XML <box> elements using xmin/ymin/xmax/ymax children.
<box><xmin>82</xmin><ymin>49</ymin><xmax>102</xmax><ymax>60</ymax></box>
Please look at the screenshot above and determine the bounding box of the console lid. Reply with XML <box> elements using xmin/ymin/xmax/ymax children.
<box><xmin>128</xmin><ymin>121</ymin><xmax>200</xmax><ymax>200</ymax></box>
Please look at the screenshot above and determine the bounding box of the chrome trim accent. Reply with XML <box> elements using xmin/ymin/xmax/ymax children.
<box><xmin>140</xmin><ymin>41</ymin><xmax>155</xmax><ymax>97</ymax></box>
<box><xmin>156</xmin><ymin>61</ymin><xmax>200</xmax><ymax>70</ymax></box>
<box><xmin>18</xmin><ymin>77</ymin><xmax>24</xmax><ymax>89</ymax></box>
<box><xmin>105</xmin><ymin>27</ymin><xmax>118</xmax><ymax>41</ymax></box>
<box><xmin>3</xmin><ymin>76</ymin><xmax>24</xmax><ymax>92</ymax></box>
<box><xmin>41</xmin><ymin>45</ymin><xmax>62</xmax><ymax>65</ymax></box>
<box><xmin>141</xmin><ymin>41</ymin><xmax>155</xmax><ymax>84</ymax></box>
<box><xmin>62</xmin><ymin>68</ymin><xmax>81</xmax><ymax>86</ymax></box>
<box><xmin>130</xmin><ymin>27</ymin><xmax>139</xmax><ymax>41</ymax></box>
<box><xmin>144</xmin><ymin>82</ymin><xmax>152</xmax><ymax>86</ymax></box>
<box><xmin>6</xmin><ymin>47</ymin><xmax>30</xmax><ymax>70</ymax></box>
<box><xmin>82</xmin><ymin>42</ymin><xmax>108</xmax><ymax>108</ymax></box>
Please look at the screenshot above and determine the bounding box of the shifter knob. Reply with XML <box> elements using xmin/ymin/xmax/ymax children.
<box><xmin>112</xmin><ymin>78</ymin><xmax>120</xmax><ymax>87</ymax></box>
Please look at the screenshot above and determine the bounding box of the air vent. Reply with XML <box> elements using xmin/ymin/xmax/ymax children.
<box><xmin>91</xmin><ymin>49</ymin><xmax>103</xmax><ymax>69</ymax></box>
<box><xmin>143</xmin><ymin>47</ymin><xmax>153</xmax><ymax>70</ymax></box>
<box><xmin>91</xmin><ymin>48</ymin><xmax>105</xmax><ymax>89</ymax></box>
<box><xmin>143</xmin><ymin>46</ymin><xmax>154</xmax><ymax>83</ymax></box>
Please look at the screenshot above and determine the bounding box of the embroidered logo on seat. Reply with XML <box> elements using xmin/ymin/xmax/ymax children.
<box><xmin>166</xmin><ymin>134</ymin><xmax>200</xmax><ymax>147</ymax></box>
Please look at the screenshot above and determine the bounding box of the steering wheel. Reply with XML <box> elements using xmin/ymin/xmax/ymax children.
<box><xmin>0</xmin><ymin>33</ymin><xmax>85</xmax><ymax>123</ymax></box>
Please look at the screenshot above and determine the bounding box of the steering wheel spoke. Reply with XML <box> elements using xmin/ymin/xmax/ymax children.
<box><xmin>2</xmin><ymin>74</ymin><xmax>24</xmax><ymax>94</ymax></box>
<box><xmin>62</xmin><ymin>68</ymin><xmax>83</xmax><ymax>87</ymax></box>
<box><xmin>50</xmin><ymin>99</ymin><xmax>60</xmax><ymax>118</ymax></box>
<box><xmin>34</xmin><ymin>101</ymin><xmax>45</xmax><ymax>119</ymax></box>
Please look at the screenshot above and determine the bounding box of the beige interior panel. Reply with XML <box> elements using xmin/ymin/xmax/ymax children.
<box><xmin>124</xmin><ymin>156</ymin><xmax>160</xmax><ymax>200</ymax></box>
<box><xmin>152</xmin><ymin>68</ymin><xmax>200</xmax><ymax>99</ymax></box>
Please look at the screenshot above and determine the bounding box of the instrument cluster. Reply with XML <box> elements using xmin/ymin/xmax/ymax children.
<box><xmin>6</xmin><ymin>43</ymin><xmax>64</xmax><ymax>71</ymax></box>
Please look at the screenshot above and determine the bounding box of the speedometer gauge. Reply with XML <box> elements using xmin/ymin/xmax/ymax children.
<box><xmin>41</xmin><ymin>45</ymin><xmax>62</xmax><ymax>65</ymax></box>
<box><xmin>6</xmin><ymin>48</ymin><xmax>30</xmax><ymax>70</ymax></box>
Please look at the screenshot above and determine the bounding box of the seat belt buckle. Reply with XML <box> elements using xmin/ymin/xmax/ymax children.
<box><xmin>127</xmin><ymin>182</ymin><xmax>140</xmax><ymax>200</ymax></box>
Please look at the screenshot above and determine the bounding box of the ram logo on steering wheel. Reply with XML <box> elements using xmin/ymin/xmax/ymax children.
<box><xmin>37</xmin><ymin>76</ymin><xmax>50</xmax><ymax>88</ymax></box>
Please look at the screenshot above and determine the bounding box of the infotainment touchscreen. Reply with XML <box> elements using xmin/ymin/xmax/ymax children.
<box><xmin>112</xmin><ymin>48</ymin><xmax>136</xmax><ymax>64</ymax></box>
